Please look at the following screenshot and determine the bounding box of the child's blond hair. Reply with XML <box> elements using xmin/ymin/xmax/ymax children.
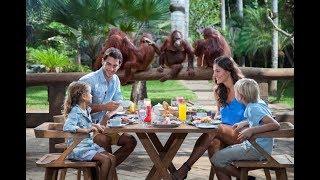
<box><xmin>234</xmin><ymin>78</ymin><xmax>260</xmax><ymax>103</ymax></box>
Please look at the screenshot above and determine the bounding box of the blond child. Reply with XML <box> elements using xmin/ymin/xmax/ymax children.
<box><xmin>210</xmin><ymin>78</ymin><xmax>280</xmax><ymax>180</ymax></box>
<box><xmin>62</xmin><ymin>81</ymin><xmax>116</xmax><ymax>180</ymax></box>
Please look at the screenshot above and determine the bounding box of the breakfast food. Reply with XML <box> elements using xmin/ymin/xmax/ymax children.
<box><xmin>161</xmin><ymin>101</ymin><xmax>178</xmax><ymax>117</ymax></box>
<box><xmin>192</xmin><ymin>116</ymin><xmax>212</xmax><ymax>124</ymax></box>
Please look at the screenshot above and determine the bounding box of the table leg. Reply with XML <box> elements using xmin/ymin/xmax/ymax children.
<box><xmin>136</xmin><ymin>133</ymin><xmax>172</xmax><ymax>180</ymax></box>
<box><xmin>146</xmin><ymin>133</ymin><xmax>177</xmax><ymax>180</ymax></box>
<box><xmin>153</xmin><ymin>133</ymin><xmax>187</xmax><ymax>179</ymax></box>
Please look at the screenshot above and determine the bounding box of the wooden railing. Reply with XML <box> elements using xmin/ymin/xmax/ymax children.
<box><xmin>26</xmin><ymin>67</ymin><xmax>293</xmax><ymax>152</ymax></box>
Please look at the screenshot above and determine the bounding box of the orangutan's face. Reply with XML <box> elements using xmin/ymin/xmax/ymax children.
<box><xmin>172</xmin><ymin>32</ymin><xmax>182</xmax><ymax>48</ymax></box>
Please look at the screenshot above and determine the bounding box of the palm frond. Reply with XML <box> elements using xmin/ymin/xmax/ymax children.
<box><xmin>235</xmin><ymin>7</ymin><xmax>273</xmax><ymax>57</ymax></box>
<box><xmin>126</xmin><ymin>0</ymin><xmax>169</xmax><ymax>22</ymax></box>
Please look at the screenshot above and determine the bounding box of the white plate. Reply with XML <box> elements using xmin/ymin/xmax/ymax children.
<box><xmin>211</xmin><ymin>120</ymin><xmax>222</xmax><ymax>124</ymax></box>
<box><xmin>195</xmin><ymin>123</ymin><xmax>218</xmax><ymax>129</ymax></box>
<box><xmin>116</xmin><ymin>111</ymin><xmax>126</xmax><ymax>115</ymax></box>
<box><xmin>107</xmin><ymin>123</ymin><xmax>128</xmax><ymax>128</ymax></box>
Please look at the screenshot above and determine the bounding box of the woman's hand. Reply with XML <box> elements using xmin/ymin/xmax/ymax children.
<box><xmin>237</xmin><ymin>128</ymin><xmax>254</xmax><ymax>142</ymax></box>
<box><xmin>232</xmin><ymin>121</ymin><xmax>249</xmax><ymax>133</ymax></box>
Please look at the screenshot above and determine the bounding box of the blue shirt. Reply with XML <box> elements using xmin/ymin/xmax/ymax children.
<box><xmin>63</xmin><ymin>105</ymin><xmax>99</xmax><ymax>160</ymax></box>
<box><xmin>220</xmin><ymin>98</ymin><xmax>246</xmax><ymax>125</ymax></box>
<box><xmin>79</xmin><ymin>68</ymin><xmax>123</xmax><ymax>123</ymax></box>
<box><xmin>243</xmin><ymin>99</ymin><xmax>274</xmax><ymax>154</ymax></box>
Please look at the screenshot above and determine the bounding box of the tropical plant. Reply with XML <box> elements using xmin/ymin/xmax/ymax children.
<box><xmin>27</xmin><ymin>48</ymin><xmax>70</xmax><ymax>72</ymax></box>
<box><xmin>39</xmin><ymin>0</ymin><xmax>169</xmax><ymax>69</ymax></box>
<box><xmin>62</xmin><ymin>63</ymin><xmax>92</xmax><ymax>73</ymax></box>
<box><xmin>117</xmin><ymin>0</ymin><xmax>169</xmax><ymax>38</ymax></box>
<box><xmin>189</xmin><ymin>0</ymin><xmax>221</xmax><ymax>42</ymax></box>
<box><xmin>233</xmin><ymin>7</ymin><xmax>273</xmax><ymax>67</ymax></box>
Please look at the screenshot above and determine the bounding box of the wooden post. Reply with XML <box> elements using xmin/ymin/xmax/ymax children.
<box><xmin>48</xmin><ymin>84</ymin><xmax>66</xmax><ymax>153</ymax></box>
<box><xmin>258</xmin><ymin>83</ymin><xmax>269</xmax><ymax>103</ymax></box>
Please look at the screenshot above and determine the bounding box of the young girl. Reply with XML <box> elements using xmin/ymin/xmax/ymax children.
<box><xmin>210</xmin><ymin>78</ymin><xmax>280</xmax><ymax>180</ymax></box>
<box><xmin>62</xmin><ymin>81</ymin><xmax>116</xmax><ymax>180</ymax></box>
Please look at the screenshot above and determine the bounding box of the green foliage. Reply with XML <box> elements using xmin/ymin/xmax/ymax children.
<box><xmin>234</xmin><ymin>7</ymin><xmax>272</xmax><ymax>59</ymax></box>
<box><xmin>122</xmin><ymin>0</ymin><xmax>169</xmax><ymax>22</ymax></box>
<box><xmin>269</xmin><ymin>80</ymin><xmax>294</xmax><ymax>108</ymax></box>
<box><xmin>62</xmin><ymin>63</ymin><xmax>92</xmax><ymax>73</ymax></box>
<box><xmin>37</xmin><ymin>0</ymin><xmax>171</xmax><ymax>68</ymax></box>
<box><xmin>189</xmin><ymin>0</ymin><xmax>221</xmax><ymax>42</ymax></box>
<box><xmin>27</xmin><ymin>47</ymin><xmax>70</xmax><ymax>72</ymax></box>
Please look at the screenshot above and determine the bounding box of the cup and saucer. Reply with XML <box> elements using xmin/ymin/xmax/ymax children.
<box><xmin>107</xmin><ymin>117</ymin><xmax>128</xmax><ymax>128</ymax></box>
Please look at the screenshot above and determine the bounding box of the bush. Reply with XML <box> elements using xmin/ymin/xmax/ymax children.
<box><xmin>27</xmin><ymin>48</ymin><xmax>70</xmax><ymax>72</ymax></box>
<box><xmin>62</xmin><ymin>63</ymin><xmax>91</xmax><ymax>72</ymax></box>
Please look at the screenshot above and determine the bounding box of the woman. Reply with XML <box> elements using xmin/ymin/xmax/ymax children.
<box><xmin>172</xmin><ymin>56</ymin><xmax>246</xmax><ymax>180</ymax></box>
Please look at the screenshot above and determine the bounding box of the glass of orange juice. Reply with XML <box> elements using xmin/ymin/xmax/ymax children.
<box><xmin>178</xmin><ymin>99</ymin><xmax>187</xmax><ymax>122</ymax></box>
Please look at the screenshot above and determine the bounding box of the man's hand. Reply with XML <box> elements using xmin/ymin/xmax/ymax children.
<box><xmin>237</xmin><ymin>128</ymin><xmax>254</xmax><ymax>142</ymax></box>
<box><xmin>92</xmin><ymin>123</ymin><xmax>105</xmax><ymax>133</ymax></box>
<box><xmin>105</xmin><ymin>101</ymin><xmax>120</xmax><ymax>111</ymax></box>
<box><xmin>86</xmin><ymin>126</ymin><xmax>98</xmax><ymax>133</ymax></box>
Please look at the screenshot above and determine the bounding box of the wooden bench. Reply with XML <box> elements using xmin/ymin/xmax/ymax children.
<box><xmin>34</xmin><ymin>122</ymin><xmax>120</xmax><ymax>180</ymax></box>
<box><xmin>208</xmin><ymin>82</ymin><xmax>294</xmax><ymax>179</ymax></box>
<box><xmin>50</xmin><ymin>115</ymin><xmax>117</xmax><ymax>180</ymax></box>
<box><xmin>233</xmin><ymin>121</ymin><xmax>294</xmax><ymax>180</ymax></box>
<box><xmin>209</xmin><ymin>121</ymin><xmax>294</xmax><ymax>180</ymax></box>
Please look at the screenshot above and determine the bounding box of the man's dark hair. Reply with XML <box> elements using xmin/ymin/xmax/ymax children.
<box><xmin>103</xmin><ymin>47</ymin><xmax>123</xmax><ymax>64</ymax></box>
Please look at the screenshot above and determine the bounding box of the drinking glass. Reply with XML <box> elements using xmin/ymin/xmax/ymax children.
<box><xmin>170</xmin><ymin>98</ymin><xmax>178</xmax><ymax>107</ymax></box>
<box><xmin>138</xmin><ymin>108</ymin><xmax>147</xmax><ymax>127</ymax></box>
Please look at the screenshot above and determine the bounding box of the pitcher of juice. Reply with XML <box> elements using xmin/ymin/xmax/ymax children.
<box><xmin>178</xmin><ymin>99</ymin><xmax>187</xmax><ymax>122</ymax></box>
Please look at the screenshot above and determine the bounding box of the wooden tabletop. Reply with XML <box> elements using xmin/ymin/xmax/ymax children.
<box><xmin>103</xmin><ymin>123</ymin><xmax>218</xmax><ymax>133</ymax></box>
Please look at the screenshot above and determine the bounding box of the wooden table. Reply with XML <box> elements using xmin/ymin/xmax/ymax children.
<box><xmin>104</xmin><ymin>123</ymin><xmax>218</xmax><ymax>180</ymax></box>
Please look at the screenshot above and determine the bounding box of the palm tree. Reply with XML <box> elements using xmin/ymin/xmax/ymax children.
<box><xmin>170</xmin><ymin>0</ymin><xmax>187</xmax><ymax>38</ymax></box>
<box><xmin>270</xmin><ymin>0</ymin><xmax>279</xmax><ymax>95</ymax></box>
<box><xmin>116</xmin><ymin>0</ymin><xmax>169</xmax><ymax>103</ymax></box>
<box><xmin>40</xmin><ymin>0</ymin><xmax>169</xmax><ymax>103</ymax></box>
<box><xmin>235</xmin><ymin>7</ymin><xmax>273</xmax><ymax>67</ymax></box>
<box><xmin>221</xmin><ymin>0</ymin><xmax>226</xmax><ymax>31</ymax></box>
<box><xmin>41</xmin><ymin>0</ymin><xmax>121</xmax><ymax>67</ymax></box>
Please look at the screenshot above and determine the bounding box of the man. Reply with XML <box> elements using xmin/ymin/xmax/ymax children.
<box><xmin>79</xmin><ymin>47</ymin><xmax>137</xmax><ymax>166</ymax></box>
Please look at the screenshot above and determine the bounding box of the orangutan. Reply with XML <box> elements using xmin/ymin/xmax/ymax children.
<box><xmin>148</xmin><ymin>30</ymin><xmax>195</xmax><ymax>82</ymax></box>
<box><xmin>194</xmin><ymin>27</ymin><xmax>231</xmax><ymax>68</ymax></box>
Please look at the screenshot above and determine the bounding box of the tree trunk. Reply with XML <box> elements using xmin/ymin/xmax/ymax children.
<box><xmin>220</xmin><ymin>0</ymin><xmax>226</xmax><ymax>31</ymax></box>
<box><xmin>130</xmin><ymin>81</ymin><xmax>148</xmax><ymax>104</ymax></box>
<box><xmin>77</xmin><ymin>49</ymin><xmax>81</xmax><ymax>65</ymax></box>
<box><xmin>240</xmin><ymin>56</ymin><xmax>246</xmax><ymax>67</ymax></box>
<box><xmin>237</xmin><ymin>0</ymin><xmax>243</xmax><ymax>18</ymax></box>
<box><xmin>185</xmin><ymin>0</ymin><xmax>189</xmax><ymax>39</ymax></box>
<box><xmin>270</xmin><ymin>0</ymin><xmax>279</xmax><ymax>95</ymax></box>
<box><xmin>170</xmin><ymin>0</ymin><xmax>187</xmax><ymax>38</ymax></box>
<box><xmin>237</xmin><ymin>0</ymin><xmax>245</xmax><ymax>67</ymax></box>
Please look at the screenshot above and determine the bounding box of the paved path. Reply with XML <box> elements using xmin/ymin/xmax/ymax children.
<box><xmin>179</xmin><ymin>80</ymin><xmax>294</xmax><ymax>114</ymax></box>
<box><xmin>26</xmin><ymin>80</ymin><xmax>294</xmax><ymax>180</ymax></box>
